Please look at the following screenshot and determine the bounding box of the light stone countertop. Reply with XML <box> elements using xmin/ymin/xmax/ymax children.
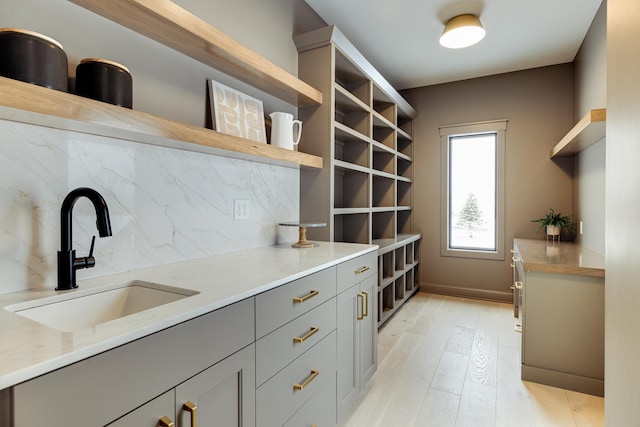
<box><xmin>0</xmin><ymin>241</ymin><xmax>377</xmax><ymax>390</ymax></box>
<box><xmin>514</xmin><ymin>238</ymin><xmax>605</xmax><ymax>278</ymax></box>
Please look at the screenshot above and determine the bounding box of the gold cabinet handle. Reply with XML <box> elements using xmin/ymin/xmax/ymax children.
<box><xmin>514</xmin><ymin>281</ymin><xmax>523</xmax><ymax>289</ymax></box>
<box><xmin>158</xmin><ymin>416</ymin><xmax>174</xmax><ymax>427</ymax></box>
<box><xmin>183</xmin><ymin>401</ymin><xmax>197</xmax><ymax>427</ymax></box>
<box><xmin>293</xmin><ymin>326</ymin><xmax>319</xmax><ymax>343</ymax></box>
<box><xmin>355</xmin><ymin>266</ymin><xmax>370</xmax><ymax>274</ymax></box>
<box><xmin>362</xmin><ymin>290</ymin><xmax>369</xmax><ymax>317</ymax></box>
<box><xmin>510</xmin><ymin>263</ymin><xmax>515</xmax><ymax>268</ymax></box>
<box><xmin>293</xmin><ymin>289</ymin><xmax>319</xmax><ymax>303</ymax></box>
<box><xmin>510</xmin><ymin>249</ymin><xmax>515</xmax><ymax>254</ymax></box>
<box><xmin>293</xmin><ymin>369</ymin><xmax>319</xmax><ymax>391</ymax></box>
<box><xmin>515</xmin><ymin>323</ymin><xmax>522</xmax><ymax>333</ymax></box>
<box><xmin>357</xmin><ymin>293</ymin><xmax>364</xmax><ymax>320</ymax></box>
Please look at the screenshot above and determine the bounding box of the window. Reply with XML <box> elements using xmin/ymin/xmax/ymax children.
<box><xmin>440</xmin><ymin>121</ymin><xmax>506</xmax><ymax>260</ymax></box>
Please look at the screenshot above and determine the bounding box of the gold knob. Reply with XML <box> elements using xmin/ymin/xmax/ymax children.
<box><xmin>183</xmin><ymin>401</ymin><xmax>197</xmax><ymax>427</ymax></box>
<box><xmin>293</xmin><ymin>289</ymin><xmax>319</xmax><ymax>303</ymax></box>
<box><xmin>158</xmin><ymin>416</ymin><xmax>174</xmax><ymax>427</ymax></box>
<box><xmin>293</xmin><ymin>369</ymin><xmax>319</xmax><ymax>391</ymax></box>
<box><xmin>293</xmin><ymin>326</ymin><xmax>319</xmax><ymax>343</ymax></box>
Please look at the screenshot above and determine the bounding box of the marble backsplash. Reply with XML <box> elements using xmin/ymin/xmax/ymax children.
<box><xmin>0</xmin><ymin>120</ymin><xmax>300</xmax><ymax>294</ymax></box>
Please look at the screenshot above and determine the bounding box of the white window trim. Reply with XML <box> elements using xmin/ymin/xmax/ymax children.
<box><xmin>440</xmin><ymin>120</ymin><xmax>507</xmax><ymax>260</ymax></box>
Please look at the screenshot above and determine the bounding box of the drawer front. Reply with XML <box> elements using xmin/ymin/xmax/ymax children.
<box><xmin>337</xmin><ymin>251</ymin><xmax>377</xmax><ymax>294</ymax></box>
<box><xmin>13</xmin><ymin>298</ymin><xmax>255</xmax><ymax>427</ymax></box>
<box><xmin>283</xmin><ymin>374</ymin><xmax>336</xmax><ymax>427</ymax></box>
<box><xmin>256</xmin><ymin>331</ymin><xmax>336</xmax><ymax>427</ymax></box>
<box><xmin>256</xmin><ymin>297</ymin><xmax>336</xmax><ymax>386</ymax></box>
<box><xmin>256</xmin><ymin>266</ymin><xmax>336</xmax><ymax>338</ymax></box>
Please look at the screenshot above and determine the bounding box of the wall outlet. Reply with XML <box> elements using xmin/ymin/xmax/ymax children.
<box><xmin>234</xmin><ymin>199</ymin><xmax>249</xmax><ymax>220</ymax></box>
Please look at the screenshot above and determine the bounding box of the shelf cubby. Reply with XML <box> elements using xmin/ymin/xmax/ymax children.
<box><xmin>395</xmin><ymin>247</ymin><xmax>405</xmax><ymax>273</ymax></box>
<box><xmin>334</xmin><ymin>213</ymin><xmax>370</xmax><ymax>244</ymax></box>
<box><xmin>335</xmin><ymin>109</ymin><xmax>370</xmax><ymax>138</ymax></box>
<box><xmin>397</xmin><ymin>180</ymin><xmax>412</xmax><ymax>207</ymax></box>
<box><xmin>382</xmin><ymin>284</ymin><xmax>395</xmax><ymax>313</ymax></box>
<box><xmin>381</xmin><ymin>250</ymin><xmax>394</xmax><ymax>284</ymax></box>
<box><xmin>397</xmin><ymin>135</ymin><xmax>413</xmax><ymax>157</ymax></box>
<box><xmin>372</xmin><ymin>175</ymin><xmax>395</xmax><ymax>207</ymax></box>
<box><xmin>334</xmin><ymin>166</ymin><xmax>369</xmax><ymax>209</ymax></box>
<box><xmin>405</xmin><ymin>242</ymin><xmax>414</xmax><ymax>265</ymax></box>
<box><xmin>405</xmin><ymin>268</ymin><xmax>415</xmax><ymax>292</ymax></box>
<box><xmin>397</xmin><ymin>156</ymin><xmax>412</xmax><ymax>179</ymax></box>
<box><xmin>373</xmin><ymin>101</ymin><xmax>396</xmax><ymax>125</ymax></box>
<box><xmin>397</xmin><ymin>210</ymin><xmax>412</xmax><ymax>235</ymax></box>
<box><xmin>334</xmin><ymin>49</ymin><xmax>371</xmax><ymax>105</ymax></box>
<box><xmin>373</xmin><ymin>125</ymin><xmax>395</xmax><ymax>149</ymax></box>
<box><xmin>372</xmin><ymin>211</ymin><xmax>395</xmax><ymax>240</ymax></box>
<box><xmin>335</xmin><ymin>124</ymin><xmax>370</xmax><ymax>168</ymax></box>
<box><xmin>394</xmin><ymin>276</ymin><xmax>405</xmax><ymax>301</ymax></box>
<box><xmin>372</xmin><ymin>148</ymin><xmax>395</xmax><ymax>174</ymax></box>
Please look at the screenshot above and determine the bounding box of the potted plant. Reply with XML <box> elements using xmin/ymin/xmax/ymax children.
<box><xmin>531</xmin><ymin>208</ymin><xmax>576</xmax><ymax>240</ymax></box>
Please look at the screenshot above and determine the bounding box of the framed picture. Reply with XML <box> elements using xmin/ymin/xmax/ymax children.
<box><xmin>208</xmin><ymin>79</ymin><xmax>267</xmax><ymax>143</ymax></box>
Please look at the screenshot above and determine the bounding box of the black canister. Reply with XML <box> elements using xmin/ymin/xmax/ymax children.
<box><xmin>75</xmin><ymin>58</ymin><xmax>133</xmax><ymax>108</ymax></box>
<box><xmin>0</xmin><ymin>28</ymin><xmax>68</xmax><ymax>91</ymax></box>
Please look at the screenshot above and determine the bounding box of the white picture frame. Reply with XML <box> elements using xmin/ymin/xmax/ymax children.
<box><xmin>208</xmin><ymin>79</ymin><xmax>267</xmax><ymax>143</ymax></box>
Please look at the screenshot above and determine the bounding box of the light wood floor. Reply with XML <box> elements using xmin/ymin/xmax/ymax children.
<box><xmin>340</xmin><ymin>293</ymin><xmax>604</xmax><ymax>427</ymax></box>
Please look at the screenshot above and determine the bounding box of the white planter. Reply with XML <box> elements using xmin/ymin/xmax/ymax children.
<box><xmin>546</xmin><ymin>225</ymin><xmax>561</xmax><ymax>236</ymax></box>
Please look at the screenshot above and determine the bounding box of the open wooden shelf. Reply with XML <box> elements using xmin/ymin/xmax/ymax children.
<box><xmin>0</xmin><ymin>77</ymin><xmax>323</xmax><ymax>169</ymax></box>
<box><xmin>550</xmin><ymin>108</ymin><xmax>606</xmax><ymax>158</ymax></box>
<box><xmin>69</xmin><ymin>0</ymin><xmax>322</xmax><ymax>107</ymax></box>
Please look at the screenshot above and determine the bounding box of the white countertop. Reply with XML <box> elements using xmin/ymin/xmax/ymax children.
<box><xmin>0</xmin><ymin>241</ymin><xmax>377</xmax><ymax>390</ymax></box>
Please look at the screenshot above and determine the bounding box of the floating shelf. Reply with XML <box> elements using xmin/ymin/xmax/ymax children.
<box><xmin>69</xmin><ymin>0</ymin><xmax>323</xmax><ymax>107</ymax></box>
<box><xmin>0</xmin><ymin>77</ymin><xmax>323</xmax><ymax>169</ymax></box>
<box><xmin>550</xmin><ymin>108</ymin><xmax>606</xmax><ymax>158</ymax></box>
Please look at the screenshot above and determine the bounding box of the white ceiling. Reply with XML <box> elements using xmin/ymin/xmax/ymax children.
<box><xmin>304</xmin><ymin>0</ymin><xmax>604</xmax><ymax>90</ymax></box>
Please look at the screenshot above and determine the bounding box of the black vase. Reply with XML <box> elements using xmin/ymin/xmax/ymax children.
<box><xmin>75</xmin><ymin>58</ymin><xmax>133</xmax><ymax>108</ymax></box>
<box><xmin>0</xmin><ymin>28</ymin><xmax>68</xmax><ymax>91</ymax></box>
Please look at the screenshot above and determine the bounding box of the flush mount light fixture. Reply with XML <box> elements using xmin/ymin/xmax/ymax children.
<box><xmin>439</xmin><ymin>14</ymin><xmax>486</xmax><ymax>49</ymax></box>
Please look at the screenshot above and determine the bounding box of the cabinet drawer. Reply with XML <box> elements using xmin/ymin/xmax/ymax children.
<box><xmin>337</xmin><ymin>251</ymin><xmax>377</xmax><ymax>294</ymax></box>
<box><xmin>283</xmin><ymin>374</ymin><xmax>336</xmax><ymax>427</ymax></box>
<box><xmin>256</xmin><ymin>266</ymin><xmax>336</xmax><ymax>338</ymax></box>
<box><xmin>256</xmin><ymin>331</ymin><xmax>336</xmax><ymax>427</ymax></box>
<box><xmin>12</xmin><ymin>298</ymin><xmax>254</xmax><ymax>427</ymax></box>
<box><xmin>256</xmin><ymin>297</ymin><xmax>336</xmax><ymax>386</ymax></box>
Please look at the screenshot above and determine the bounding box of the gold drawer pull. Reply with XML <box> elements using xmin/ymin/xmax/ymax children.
<box><xmin>355</xmin><ymin>266</ymin><xmax>370</xmax><ymax>274</ymax></box>
<box><xmin>183</xmin><ymin>401</ymin><xmax>197</xmax><ymax>427</ymax></box>
<box><xmin>362</xmin><ymin>290</ymin><xmax>369</xmax><ymax>317</ymax></box>
<box><xmin>515</xmin><ymin>323</ymin><xmax>522</xmax><ymax>333</ymax></box>
<box><xmin>159</xmin><ymin>416</ymin><xmax>174</xmax><ymax>427</ymax></box>
<box><xmin>294</xmin><ymin>369</ymin><xmax>319</xmax><ymax>391</ymax></box>
<box><xmin>514</xmin><ymin>281</ymin><xmax>523</xmax><ymax>289</ymax></box>
<box><xmin>293</xmin><ymin>289</ymin><xmax>319</xmax><ymax>303</ymax></box>
<box><xmin>357</xmin><ymin>293</ymin><xmax>364</xmax><ymax>320</ymax></box>
<box><xmin>294</xmin><ymin>326</ymin><xmax>319</xmax><ymax>343</ymax></box>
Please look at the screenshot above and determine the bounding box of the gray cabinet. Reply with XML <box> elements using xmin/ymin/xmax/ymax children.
<box><xmin>336</xmin><ymin>254</ymin><xmax>378</xmax><ymax>421</ymax></box>
<box><xmin>513</xmin><ymin>240</ymin><xmax>605</xmax><ymax>397</ymax></box>
<box><xmin>10</xmin><ymin>298</ymin><xmax>255</xmax><ymax>426</ymax></box>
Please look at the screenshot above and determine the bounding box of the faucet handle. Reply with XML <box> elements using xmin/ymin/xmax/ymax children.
<box><xmin>73</xmin><ymin>236</ymin><xmax>97</xmax><ymax>270</ymax></box>
<box><xmin>88</xmin><ymin>235</ymin><xmax>96</xmax><ymax>259</ymax></box>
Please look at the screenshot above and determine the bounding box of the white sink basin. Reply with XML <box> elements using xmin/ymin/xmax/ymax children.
<box><xmin>6</xmin><ymin>281</ymin><xmax>199</xmax><ymax>332</ymax></box>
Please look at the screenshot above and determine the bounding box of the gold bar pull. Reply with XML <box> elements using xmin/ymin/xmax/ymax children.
<box><xmin>293</xmin><ymin>326</ymin><xmax>319</xmax><ymax>343</ymax></box>
<box><xmin>293</xmin><ymin>289</ymin><xmax>319</xmax><ymax>303</ymax></box>
<box><xmin>362</xmin><ymin>290</ymin><xmax>369</xmax><ymax>317</ymax></box>
<box><xmin>514</xmin><ymin>281</ymin><xmax>523</xmax><ymax>289</ymax></box>
<box><xmin>355</xmin><ymin>266</ymin><xmax>370</xmax><ymax>274</ymax></box>
<box><xmin>158</xmin><ymin>416</ymin><xmax>174</xmax><ymax>427</ymax></box>
<box><xmin>357</xmin><ymin>293</ymin><xmax>364</xmax><ymax>320</ymax></box>
<box><xmin>515</xmin><ymin>323</ymin><xmax>522</xmax><ymax>333</ymax></box>
<box><xmin>183</xmin><ymin>401</ymin><xmax>197</xmax><ymax>427</ymax></box>
<box><xmin>293</xmin><ymin>369</ymin><xmax>319</xmax><ymax>391</ymax></box>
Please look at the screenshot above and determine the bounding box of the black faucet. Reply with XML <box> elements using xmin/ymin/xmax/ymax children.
<box><xmin>56</xmin><ymin>187</ymin><xmax>112</xmax><ymax>291</ymax></box>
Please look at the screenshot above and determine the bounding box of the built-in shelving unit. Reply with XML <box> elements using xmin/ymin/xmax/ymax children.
<box><xmin>0</xmin><ymin>76</ymin><xmax>323</xmax><ymax>169</ymax></box>
<box><xmin>68</xmin><ymin>0</ymin><xmax>322</xmax><ymax>107</ymax></box>
<box><xmin>550</xmin><ymin>108</ymin><xmax>606</xmax><ymax>158</ymax></box>
<box><xmin>295</xmin><ymin>26</ymin><xmax>421</xmax><ymax>327</ymax></box>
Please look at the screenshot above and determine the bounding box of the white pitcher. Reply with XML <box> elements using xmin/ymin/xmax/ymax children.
<box><xmin>269</xmin><ymin>112</ymin><xmax>302</xmax><ymax>150</ymax></box>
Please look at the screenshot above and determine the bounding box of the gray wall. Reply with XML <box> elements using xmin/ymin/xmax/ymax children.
<box><xmin>403</xmin><ymin>65</ymin><xmax>574</xmax><ymax>301</ymax></box>
<box><xmin>573</xmin><ymin>1</ymin><xmax>607</xmax><ymax>255</ymax></box>
<box><xmin>606</xmin><ymin>0</ymin><xmax>640</xmax><ymax>422</ymax></box>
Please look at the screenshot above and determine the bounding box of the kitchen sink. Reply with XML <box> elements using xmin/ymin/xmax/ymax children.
<box><xmin>5</xmin><ymin>280</ymin><xmax>199</xmax><ymax>332</ymax></box>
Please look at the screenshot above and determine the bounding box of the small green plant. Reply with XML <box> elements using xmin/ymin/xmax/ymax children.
<box><xmin>531</xmin><ymin>208</ymin><xmax>576</xmax><ymax>234</ymax></box>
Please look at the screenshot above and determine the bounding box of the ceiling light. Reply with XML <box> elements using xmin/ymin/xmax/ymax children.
<box><xmin>439</xmin><ymin>14</ymin><xmax>486</xmax><ymax>49</ymax></box>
